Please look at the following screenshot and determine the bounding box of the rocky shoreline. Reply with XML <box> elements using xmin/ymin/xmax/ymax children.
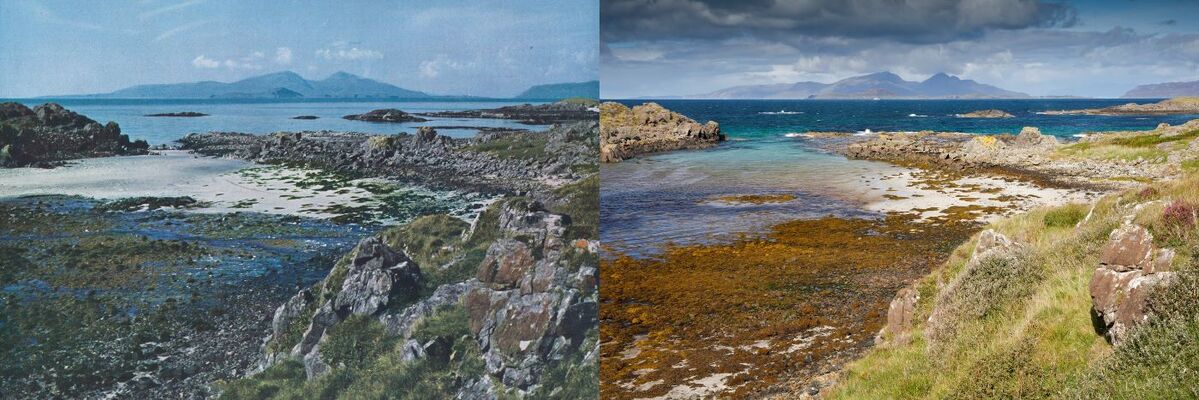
<box><xmin>1039</xmin><ymin>96</ymin><xmax>1199</xmax><ymax>116</ymax></box>
<box><xmin>179</xmin><ymin>121</ymin><xmax>597</xmax><ymax>197</ymax></box>
<box><xmin>799</xmin><ymin>121</ymin><xmax>1199</xmax><ymax>189</ymax></box>
<box><xmin>1</xmin><ymin>102</ymin><xmax>149</xmax><ymax>168</ymax></box>
<box><xmin>599</xmin><ymin>102</ymin><xmax>725</xmax><ymax>163</ymax></box>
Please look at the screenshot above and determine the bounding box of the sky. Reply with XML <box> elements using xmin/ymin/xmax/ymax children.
<box><xmin>601</xmin><ymin>0</ymin><xmax>1199</xmax><ymax>98</ymax></box>
<box><xmin>0</xmin><ymin>0</ymin><xmax>598</xmax><ymax>98</ymax></box>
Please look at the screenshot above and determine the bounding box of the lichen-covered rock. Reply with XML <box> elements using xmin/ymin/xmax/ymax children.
<box><xmin>463</xmin><ymin>200</ymin><xmax>598</xmax><ymax>391</ymax></box>
<box><xmin>600</xmin><ymin>102</ymin><xmax>724</xmax><ymax>162</ymax></box>
<box><xmin>1089</xmin><ymin>224</ymin><xmax>1177</xmax><ymax>344</ymax></box>
<box><xmin>875</xmin><ymin>287</ymin><xmax>918</xmax><ymax>346</ymax></box>
<box><xmin>334</xmin><ymin>237</ymin><xmax>422</xmax><ymax>316</ymax></box>
<box><xmin>255</xmin><ymin>237</ymin><xmax>426</xmax><ymax>377</ymax></box>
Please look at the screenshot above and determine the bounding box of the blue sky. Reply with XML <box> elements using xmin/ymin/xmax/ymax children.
<box><xmin>601</xmin><ymin>0</ymin><xmax>1199</xmax><ymax>98</ymax></box>
<box><xmin>0</xmin><ymin>0</ymin><xmax>598</xmax><ymax>98</ymax></box>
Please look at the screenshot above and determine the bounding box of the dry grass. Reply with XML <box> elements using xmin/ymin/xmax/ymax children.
<box><xmin>829</xmin><ymin>173</ymin><xmax>1199</xmax><ymax>399</ymax></box>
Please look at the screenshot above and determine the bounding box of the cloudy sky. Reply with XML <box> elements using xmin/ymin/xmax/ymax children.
<box><xmin>0</xmin><ymin>0</ymin><xmax>598</xmax><ymax>98</ymax></box>
<box><xmin>601</xmin><ymin>0</ymin><xmax>1199</xmax><ymax>98</ymax></box>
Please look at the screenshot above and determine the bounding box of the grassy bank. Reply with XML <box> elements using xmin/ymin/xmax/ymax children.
<box><xmin>829</xmin><ymin>173</ymin><xmax>1199</xmax><ymax>398</ymax></box>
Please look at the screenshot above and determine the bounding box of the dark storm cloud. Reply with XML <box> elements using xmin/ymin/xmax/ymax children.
<box><xmin>601</xmin><ymin>0</ymin><xmax>1078</xmax><ymax>43</ymax></box>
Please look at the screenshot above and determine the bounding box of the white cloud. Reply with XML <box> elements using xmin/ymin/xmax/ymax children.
<box><xmin>419</xmin><ymin>55</ymin><xmax>469</xmax><ymax>78</ymax></box>
<box><xmin>191</xmin><ymin>52</ymin><xmax>264</xmax><ymax>71</ymax></box>
<box><xmin>192</xmin><ymin>55</ymin><xmax>219</xmax><ymax>68</ymax></box>
<box><xmin>275</xmin><ymin>47</ymin><xmax>293</xmax><ymax>65</ymax></box>
<box><xmin>315</xmin><ymin>45</ymin><xmax>383</xmax><ymax>61</ymax></box>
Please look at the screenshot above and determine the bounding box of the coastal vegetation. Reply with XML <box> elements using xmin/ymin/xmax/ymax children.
<box><xmin>829</xmin><ymin>157</ymin><xmax>1199</xmax><ymax>399</ymax></box>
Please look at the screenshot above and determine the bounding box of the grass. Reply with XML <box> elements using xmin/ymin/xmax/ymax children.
<box><xmin>1043</xmin><ymin>203</ymin><xmax>1088</xmax><ymax>228</ymax></box>
<box><xmin>547</xmin><ymin>174</ymin><xmax>598</xmax><ymax>242</ymax></box>
<box><xmin>558</xmin><ymin>97</ymin><xmax>599</xmax><ymax>107</ymax></box>
<box><xmin>829</xmin><ymin>173</ymin><xmax>1199</xmax><ymax>399</ymax></box>
<box><xmin>465</xmin><ymin>133</ymin><xmax>549</xmax><ymax>160</ymax></box>
<box><xmin>1056</xmin><ymin>129</ymin><xmax>1199</xmax><ymax>164</ymax></box>
<box><xmin>1056</xmin><ymin>141</ymin><xmax>1168</xmax><ymax>163</ymax></box>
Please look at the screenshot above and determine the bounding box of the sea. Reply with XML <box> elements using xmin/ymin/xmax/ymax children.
<box><xmin>600</xmin><ymin>99</ymin><xmax>1199</xmax><ymax>256</ymax></box>
<box><xmin>2</xmin><ymin>98</ymin><xmax>550</xmax><ymax>145</ymax></box>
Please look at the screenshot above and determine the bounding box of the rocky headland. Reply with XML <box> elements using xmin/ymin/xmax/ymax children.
<box><xmin>955</xmin><ymin>109</ymin><xmax>1014</xmax><ymax>118</ymax></box>
<box><xmin>419</xmin><ymin>100</ymin><xmax>597</xmax><ymax>125</ymax></box>
<box><xmin>598</xmin><ymin>102</ymin><xmax>725</xmax><ymax>163</ymax></box>
<box><xmin>1039</xmin><ymin>96</ymin><xmax>1199</xmax><ymax>116</ymax></box>
<box><xmin>342</xmin><ymin>108</ymin><xmax>429</xmax><ymax>123</ymax></box>
<box><xmin>0</xmin><ymin>102</ymin><xmax>149</xmax><ymax>168</ymax></box>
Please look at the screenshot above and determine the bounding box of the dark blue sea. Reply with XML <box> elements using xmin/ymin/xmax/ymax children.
<box><xmin>1</xmin><ymin>98</ymin><xmax>549</xmax><ymax>145</ymax></box>
<box><xmin>600</xmin><ymin>99</ymin><xmax>1199</xmax><ymax>256</ymax></box>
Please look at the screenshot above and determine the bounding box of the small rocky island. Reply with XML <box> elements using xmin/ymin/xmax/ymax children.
<box><xmin>145</xmin><ymin>111</ymin><xmax>208</xmax><ymax>117</ymax></box>
<box><xmin>342</xmin><ymin>108</ymin><xmax>429</xmax><ymax>123</ymax></box>
<box><xmin>1</xmin><ymin>102</ymin><xmax>149</xmax><ymax>167</ymax></box>
<box><xmin>1040</xmin><ymin>96</ymin><xmax>1199</xmax><ymax>116</ymax></box>
<box><xmin>291</xmin><ymin>115</ymin><xmax>319</xmax><ymax>120</ymax></box>
<box><xmin>599</xmin><ymin>102</ymin><xmax>724</xmax><ymax>163</ymax></box>
<box><xmin>955</xmin><ymin>109</ymin><xmax>1014</xmax><ymax>118</ymax></box>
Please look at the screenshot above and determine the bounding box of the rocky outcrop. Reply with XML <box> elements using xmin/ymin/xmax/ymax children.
<box><xmin>463</xmin><ymin>200</ymin><xmax>598</xmax><ymax>391</ymax></box>
<box><xmin>1040</xmin><ymin>97</ymin><xmax>1199</xmax><ymax>116</ymax></box>
<box><xmin>261</xmin><ymin>237</ymin><xmax>424</xmax><ymax>377</ymax></box>
<box><xmin>955</xmin><ymin>109</ymin><xmax>1014</xmax><ymax>118</ymax></box>
<box><xmin>292</xmin><ymin>115</ymin><xmax>319</xmax><ymax>120</ymax></box>
<box><xmin>420</xmin><ymin>101</ymin><xmax>596</xmax><ymax>125</ymax></box>
<box><xmin>179</xmin><ymin>121</ymin><xmax>598</xmax><ymax>196</ymax></box>
<box><xmin>257</xmin><ymin>199</ymin><xmax>598</xmax><ymax>395</ymax></box>
<box><xmin>599</xmin><ymin>102</ymin><xmax>725</xmax><ymax>162</ymax></box>
<box><xmin>0</xmin><ymin>102</ymin><xmax>149</xmax><ymax>167</ymax></box>
<box><xmin>343</xmin><ymin>108</ymin><xmax>429</xmax><ymax>123</ymax></box>
<box><xmin>925</xmin><ymin>230</ymin><xmax>1025</xmax><ymax>344</ymax></box>
<box><xmin>1089</xmin><ymin>224</ymin><xmax>1177</xmax><ymax>344</ymax></box>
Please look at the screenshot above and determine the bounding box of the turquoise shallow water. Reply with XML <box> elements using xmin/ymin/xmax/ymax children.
<box><xmin>2</xmin><ymin>98</ymin><xmax>549</xmax><ymax>144</ymax></box>
<box><xmin>600</xmin><ymin>99</ymin><xmax>1199</xmax><ymax>256</ymax></box>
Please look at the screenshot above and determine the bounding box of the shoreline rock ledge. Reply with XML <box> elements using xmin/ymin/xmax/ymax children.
<box><xmin>599</xmin><ymin>102</ymin><xmax>725</xmax><ymax>163</ymax></box>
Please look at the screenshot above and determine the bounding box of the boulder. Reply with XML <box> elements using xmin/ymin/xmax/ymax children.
<box><xmin>875</xmin><ymin>287</ymin><xmax>918</xmax><ymax>346</ymax></box>
<box><xmin>333</xmin><ymin>237</ymin><xmax>423</xmax><ymax>316</ymax></box>
<box><xmin>1089</xmin><ymin>223</ymin><xmax>1177</xmax><ymax>344</ymax></box>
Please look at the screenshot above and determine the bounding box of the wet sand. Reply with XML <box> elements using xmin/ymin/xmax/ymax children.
<box><xmin>0</xmin><ymin>150</ymin><xmax>487</xmax><ymax>223</ymax></box>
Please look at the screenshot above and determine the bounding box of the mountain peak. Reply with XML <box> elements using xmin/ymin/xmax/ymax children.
<box><xmin>861</xmin><ymin>71</ymin><xmax>904</xmax><ymax>82</ymax></box>
<box><xmin>326</xmin><ymin>71</ymin><xmax>361</xmax><ymax>80</ymax></box>
<box><xmin>924</xmin><ymin>72</ymin><xmax>958</xmax><ymax>82</ymax></box>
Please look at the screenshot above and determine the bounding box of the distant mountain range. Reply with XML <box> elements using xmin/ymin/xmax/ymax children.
<box><xmin>517</xmin><ymin>81</ymin><xmax>599</xmax><ymax>99</ymax></box>
<box><xmin>1123</xmin><ymin>80</ymin><xmax>1199</xmax><ymax>98</ymax></box>
<box><xmin>691</xmin><ymin>72</ymin><xmax>1029</xmax><ymax>99</ymax></box>
<box><xmin>63</xmin><ymin>71</ymin><xmax>595</xmax><ymax>100</ymax></box>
